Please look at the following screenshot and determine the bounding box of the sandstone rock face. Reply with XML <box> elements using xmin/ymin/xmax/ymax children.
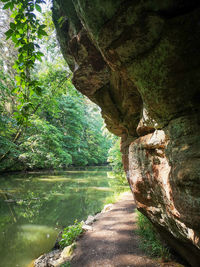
<box><xmin>52</xmin><ymin>1</ymin><xmax>200</xmax><ymax>265</ymax></box>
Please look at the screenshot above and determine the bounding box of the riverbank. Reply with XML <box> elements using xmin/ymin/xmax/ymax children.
<box><xmin>0</xmin><ymin>164</ymin><xmax>111</xmax><ymax>175</ymax></box>
<box><xmin>1</xmin><ymin>167</ymin><xmax>127</xmax><ymax>267</ymax></box>
<box><xmin>56</xmin><ymin>192</ymin><xmax>185</xmax><ymax>267</ymax></box>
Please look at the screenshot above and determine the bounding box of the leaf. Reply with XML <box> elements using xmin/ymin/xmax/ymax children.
<box><xmin>39</xmin><ymin>24</ymin><xmax>46</xmax><ymax>29</ymax></box>
<box><xmin>35</xmin><ymin>4</ymin><xmax>42</xmax><ymax>13</ymax></box>
<box><xmin>37</xmin><ymin>51</ymin><xmax>44</xmax><ymax>57</ymax></box>
<box><xmin>11</xmin><ymin>35</ymin><xmax>18</xmax><ymax>44</ymax></box>
<box><xmin>12</xmin><ymin>62</ymin><xmax>19</xmax><ymax>70</ymax></box>
<box><xmin>36</xmin><ymin>0</ymin><xmax>45</xmax><ymax>3</ymax></box>
<box><xmin>5</xmin><ymin>29</ymin><xmax>13</xmax><ymax>39</ymax></box>
<box><xmin>10</xmin><ymin>2</ymin><xmax>14</xmax><ymax>10</ymax></box>
<box><xmin>29</xmin><ymin>3</ymin><xmax>34</xmax><ymax>12</ymax></box>
<box><xmin>15</xmin><ymin>14</ymin><xmax>23</xmax><ymax>20</ymax></box>
<box><xmin>10</xmin><ymin>22</ymin><xmax>16</xmax><ymax>30</ymax></box>
<box><xmin>35</xmin><ymin>51</ymin><xmax>44</xmax><ymax>62</ymax></box>
<box><xmin>35</xmin><ymin>43</ymin><xmax>40</xmax><ymax>49</ymax></box>
<box><xmin>35</xmin><ymin>86</ymin><xmax>42</xmax><ymax>95</ymax></box>
<box><xmin>10</xmin><ymin>85</ymin><xmax>18</xmax><ymax>94</ymax></box>
<box><xmin>28</xmin><ymin>12</ymin><xmax>36</xmax><ymax>19</ymax></box>
<box><xmin>18</xmin><ymin>53</ymin><xmax>24</xmax><ymax>63</ymax></box>
<box><xmin>3</xmin><ymin>2</ymin><xmax>12</xmax><ymax>9</ymax></box>
<box><xmin>16</xmin><ymin>21</ymin><xmax>25</xmax><ymax>30</ymax></box>
<box><xmin>38</xmin><ymin>28</ymin><xmax>48</xmax><ymax>37</ymax></box>
<box><xmin>15</xmin><ymin>76</ymin><xmax>21</xmax><ymax>83</ymax></box>
<box><xmin>23</xmin><ymin>42</ymin><xmax>34</xmax><ymax>52</ymax></box>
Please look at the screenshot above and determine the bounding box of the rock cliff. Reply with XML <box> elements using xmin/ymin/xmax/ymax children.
<box><xmin>52</xmin><ymin>1</ymin><xmax>200</xmax><ymax>265</ymax></box>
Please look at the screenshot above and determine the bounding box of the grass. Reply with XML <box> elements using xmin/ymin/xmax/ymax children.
<box><xmin>104</xmin><ymin>192</ymin><xmax>120</xmax><ymax>205</ymax></box>
<box><xmin>60</xmin><ymin>262</ymin><xmax>71</xmax><ymax>267</ymax></box>
<box><xmin>104</xmin><ymin>190</ymin><xmax>129</xmax><ymax>205</ymax></box>
<box><xmin>136</xmin><ymin>211</ymin><xmax>171</xmax><ymax>261</ymax></box>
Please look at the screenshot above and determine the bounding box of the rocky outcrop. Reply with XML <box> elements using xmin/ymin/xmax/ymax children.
<box><xmin>34</xmin><ymin>244</ymin><xmax>75</xmax><ymax>267</ymax></box>
<box><xmin>52</xmin><ymin>1</ymin><xmax>200</xmax><ymax>266</ymax></box>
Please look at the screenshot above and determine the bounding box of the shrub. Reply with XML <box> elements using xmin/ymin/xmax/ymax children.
<box><xmin>59</xmin><ymin>220</ymin><xmax>83</xmax><ymax>248</ymax></box>
<box><xmin>60</xmin><ymin>262</ymin><xmax>71</xmax><ymax>267</ymax></box>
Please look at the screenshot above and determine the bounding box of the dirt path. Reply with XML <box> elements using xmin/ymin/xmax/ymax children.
<box><xmin>70</xmin><ymin>192</ymin><xmax>163</xmax><ymax>267</ymax></box>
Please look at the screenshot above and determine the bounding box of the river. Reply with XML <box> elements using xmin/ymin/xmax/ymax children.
<box><xmin>0</xmin><ymin>167</ymin><xmax>128</xmax><ymax>267</ymax></box>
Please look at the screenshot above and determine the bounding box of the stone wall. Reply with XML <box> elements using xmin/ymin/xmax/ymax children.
<box><xmin>52</xmin><ymin>1</ymin><xmax>200</xmax><ymax>265</ymax></box>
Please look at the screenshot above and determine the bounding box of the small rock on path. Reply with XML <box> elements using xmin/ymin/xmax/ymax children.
<box><xmin>71</xmin><ymin>192</ymin><xmax>160</xmax><ymax>267</ymax></box>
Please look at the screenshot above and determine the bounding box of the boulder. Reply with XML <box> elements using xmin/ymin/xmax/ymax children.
<box><xmin>85</xmin><ymin>215</ymin><xmax>95</xmax><ymax>225</ymax></box>
<box><xmin>34</xmin><ymin>243</ymin><xmax>75</xmax><ymax>267</ymax></box>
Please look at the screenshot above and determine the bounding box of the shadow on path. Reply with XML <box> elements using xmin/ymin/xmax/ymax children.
<box><xmin>71</xmin><ymin>192</ymin><xmax>160</xmax><ymax>267</ymax></box>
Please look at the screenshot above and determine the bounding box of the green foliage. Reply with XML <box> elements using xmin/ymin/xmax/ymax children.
<box><xmin>104</xmin><ymin>190</ymin><xmax>129</xmax><ymax>205</ymax></box>
<box><xmin>18</xmin><ymin>115</ymin><xmax>72</xmax><ymax>169</ymax></box>
<box><xmin>0</xmin><ymin>2</ymin><xmax>112</xmax><ymax>172</ymax></box>
<box><xmin>60</xmin><ymin>262</ymin><xmax>71</xmax><ymax>267</ymax></box>
<box><xmin>107</xmin><ymin>137</ymin><xmax>123</xmax><ymax>172</ymax></box>
<box><xmin>59</xmin><ymin>220</ymin><xmax>83</xmax><ymax>249</ymax></box>
<box><xmin>136</xmin><ymin>211</ymin><xmax>171</xmax><ymax>260</ymax></box>
<box><xmin>0</xmin><ymin>84</ymin><xmax>111</xmax><ymax>171</ymax></box>
<box><xmin>1</xmin><ymin>0</ymin><xmax>48</xmax><ymax>124</ymax></box>
<box><xmin>107</xmin><ymin>136</ymin><xmax>128</xmax><ymax>186</ymax></box>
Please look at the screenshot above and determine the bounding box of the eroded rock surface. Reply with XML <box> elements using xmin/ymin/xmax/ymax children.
<box><xmin>52</xmin><ymin>1</ymin><xmax>200</xmax><ymax>265</ymax></box>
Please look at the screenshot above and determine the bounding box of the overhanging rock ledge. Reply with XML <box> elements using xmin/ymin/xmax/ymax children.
<box><xmin>52</xmin><ymin>1</ymin><xmax>200</xmax><ymax>266</ymax></box>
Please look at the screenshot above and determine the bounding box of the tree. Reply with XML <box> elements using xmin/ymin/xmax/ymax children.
<box><xmin>0</xmin><ymin>0</ymin><xmax>112</xmax><ymax>172</ymax></box>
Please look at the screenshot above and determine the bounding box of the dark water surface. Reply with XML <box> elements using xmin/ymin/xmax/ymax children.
<box><xmin>0</xmin><ymin>167</ymin><xmax>128</xmax><ymax>267</ymax></box>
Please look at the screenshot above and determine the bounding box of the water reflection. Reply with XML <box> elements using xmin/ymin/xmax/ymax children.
<box><xmin>0</xmin><ymin>167</ymin><xmax>129</xmax><ymax>267</ymax></box>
